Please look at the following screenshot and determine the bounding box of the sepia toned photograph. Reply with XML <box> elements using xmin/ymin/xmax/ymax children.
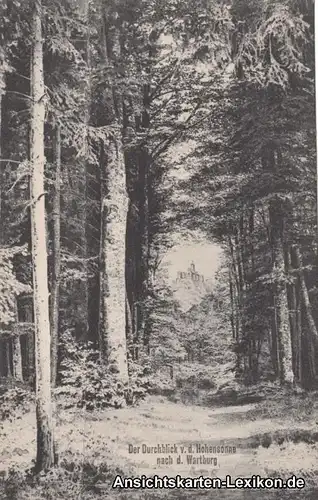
<box><xmin>0</xmin><ymin>0</ymin><xmax>317</xmax><ymax>498</ymax></box>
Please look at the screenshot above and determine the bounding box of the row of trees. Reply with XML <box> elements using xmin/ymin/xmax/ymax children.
<box><xmin>177</xmin><ymin>0</ymin><xmax>317</xmax><ymax>388</ymax></box>
<box><xmin>0</xmin><ymin>0</ymin><xmax>232</xmax><ymax>471</ymax></box>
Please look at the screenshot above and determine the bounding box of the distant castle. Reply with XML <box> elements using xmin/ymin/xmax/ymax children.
<box><xmin>176</xmin><ymin>262</ymin><xmax>204</xmax><ymax>283</ymax></box>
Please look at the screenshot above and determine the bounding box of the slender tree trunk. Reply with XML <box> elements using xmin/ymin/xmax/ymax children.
<box><xmin>12</xmin><ymin>335</ymin><xmax>23</xmax><ymax>382</ymax></box>
<box><xmin>285</xmin><ymin>248</ymin><xmax>297</xmax><ymax>375</ymax></box>
<box><xmin>138</xmin><ymin>83</ymin><xmax>151</xmax><ymax>348</ymax></box>
<box><xmin>76</xmin><ymin>0</ymin><xmax>90</xmax><ymax>340</ymax></box>
<box><xmin>126</xmin><ymin>290</ymin><xmax>133</xmax><ymax>353</ymax></box>
<box><xmin>30</xmin><ymin>0</ymin><xmax>56</xmax><ymax>471</ymax></box>
<box><xmin>239</xmin><ymin>213</ymin><xmax>248</xmax><ymax>287</ymax></box>
<box><xmin>6</xmin><ymin>340</ymin><xmax>12</xmax><ymax>377</ymax></box>
<box><xmin>249</xmin><ymin>207</ymin><xmax>255</xmax><ymax>274</ymax></box>
<box><xmin>133</xmin><ymin>301</ymin><xmax>139</xmax><ymax>360</ymax></box>
<box><xmin>262</xmin><ymin>210</ymin><xmax>280</xmax><ymax>378</ymax></box>
<box><xmin>270</xmin><ymin>302</ymin><xmax>280</xmax><ymax>377</ymax></box>
<box><xmin>125</xmin><ymin>199</ymin><xmax>139</xmax><ymax>357</ymax></box>
<box><xmin>0</xmin><ymin>47</ymin><xmax>6</xmax><ymax>374</ymax></box>
<box><xmin>292</xmin><ymin>245</ymin><xmax>318</xmax><ymax>346</ymax></box>
<box><xmin>292</xmin><ymin>245</ymin><xmax>317</xmax><ymax>382</ymax></box>
<box><xmin>229</xmin><ymin>269</ymin><xmax>236</xmax><ymax>339</ymax></box>
<box><xmin>234</xmin><ymin>227</ymin><xmax>245</xmax><ymax>294</ymax></box>
<box><xmin>28</xmin><ymin>331</ymin><xmax>36</xmax><ymax>387</ymax></box>
<box><xmin>12</xmin><ymin>302</ymin><xmax>23</xmax><ymax>381</ymax></box>
<box><xmin>229</xmin><ymin>234</ymin><xmax>243</xmax><ymax>373</ymax></box>
<box><xmin>269</xmin><ymin>201</ymin><xmax>294</xmax><ymax>385</ymax></box>
<box><xmin>295</xmin><ymin>281</ymin><xmax>302</xmax><ymax>382</ymax></box>
<box><xmin>50</xmin><ymin>124</ymin><xmax>61</xmax><ymax>387</ymax></box>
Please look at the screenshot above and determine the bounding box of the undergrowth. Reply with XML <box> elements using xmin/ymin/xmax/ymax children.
<box><xmin>55</xmin><ymin>331</ymin><xmax>154</xmax><ymax>410</ymax></box>
<box><xmin>0</xmin><ymin>384</ymin><xmax>33</xmax><ymax>427</ymax></box>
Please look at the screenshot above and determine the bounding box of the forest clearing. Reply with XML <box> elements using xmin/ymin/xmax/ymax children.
<box><xmin>0</xmin><ymin>0</ymin><xmax>317</xmax><ymax>498</ymax></box>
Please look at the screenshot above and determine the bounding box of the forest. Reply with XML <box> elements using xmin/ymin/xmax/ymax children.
<box><xmin>0</xmin><ymin>0</ymin><xmax>317</xmax><ymax>499</ymax></box>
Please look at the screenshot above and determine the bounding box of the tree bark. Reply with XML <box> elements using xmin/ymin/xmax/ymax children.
<box><xmin>50</xmin><ymin>124</ymin><xmax>61</xmax><ymax>387</ymax></box>
<box><xmin>6</xmin><ymin>340</ymin><xmax>12</xmax><ymax>377</ymax></box>
<box><xmin>292</xmin><ymin>245</ymin><xmax>317</xmax><ymax>382</ymax></box>
<box><xmin>99</xmin><ymin>137</ymin><xmax>129</xmax><ymax>381</ymax></box>
<box><xmin>126</xmin><ymin>290</ymin><xmax>133</xmax><ymax>350</ymax></box>
<box><xmin>98</xmin><ymin>9</ymin><xmax>129</xmax><ymax>382</ymax></box>
<box><xmin>139</xmin><ymin>148</ymin><xmax>150</xmax><ymax>347</ymax></box>
<box><xmin>12</xmin><ymin>334</ymin><xmax>23</xmax><ymax>382</ymax></box>
<box><xmin>27</xmin><ymin>331</ymin><xmax>36</xmax><ymax>386</ymax></box>
<box><xmin>292</xmin><ymin>245</ymin><xmax>318</xmax><ymax>346</ymax></box>
<box><xmin>228</xmin><ymin>235</ymin><xmax>242</xmax><ymax>373</ymax></box>
<box><xmin>274</xmin><ymin>281</ymin><xmax>294</xmax><ymax>385</ymax></box>
<box><xmin>249</xmin><ymin>207</ymin><xmax>255</xmax><ymax>274</ymax></box>
<box><xmin>261</xmin><ymin>145</ymin><xmax>294</xmax><ymax>384</ymax></box>
<box><xmin>12</xmin><ymin>300</ymin><xmax>23</xmax><ymax>381</ymax></box>
<box><xmin>229</xmin><ymin>268</ymin><xmax>236</xmax><ymax>340</ymax></box>
<box><xmin>75</xmin><ymin>0</ymin><xmax>91</xmax><ymax>341</ymax></box>
<box><xmin>284</xmin><ymin>248</ymin><xmax>298</xmax><ymax>375</ymax></box>
<box><xmin>269</xmin><ymin>321</ymin><xmax>279</xmax><ymax>377</ymax></box>
<box><xmin>30</xmin><ymin>0</ymin><xmax>56</xmax><ymax>471</ymax></box>
<box><xmin>125</xmin><ymin>199</ymin><xmax>139</xmax><ymax>356</ymax></box>
<box><xmin>137</xmin><ymin>83</ymin><xmax>151</xmax><ymax>348</ymax></box>
<box><xmin>269</xmin><ymin>200</ymin><xmax>294</xmax><ymax>385</ymax></box>
<box><xmin>295</xmin><ymin>281</ymin><xmax>302</xmax><ymax>382</ymax></box>
<box><xmin>0</xmin><ymin>41</ymin><xmax>6</xmax><ymax>375</ymax></box>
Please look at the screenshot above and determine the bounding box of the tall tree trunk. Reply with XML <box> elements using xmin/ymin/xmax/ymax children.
<box><xmin>125</xmin><ymin>198</ymin><xmax>139</xmax><ymax>359</ymax></box>
<box><xmin>139</xmin><ymin>148</ymin><xmax>150</xmax><ymax>347</ymax></box>
<box><xmin>261</xmin><ymin>146</ymin><xmax>294</xmax><ymax>384</ymax></box>
<box><xmin>228</xmin><ymin>236</ymin><xmax>242</xmax><ymax>373</ymax></box>
<box><xmin>76</xmin><ymin>0</ymin><xmax>90</xmax><ymax>340</ymax></box>
<box><xmin>137</xmin><ymin>82</ymin><xmax>151</xmax><ymax>349</ymax></box>
<box><xmin>0</xmin><ymin>44</ymin><xmax>6</xmax><ymax>375</ymax></box>
<box><xmin>50</xmin><ymin>124</ymin><xmax>61</xmax><ymax>387</ymax></box>
<box><xmin>98</xmin><ymin>9</ymin><xmax>129</xmax><ymax>382</ymax></box>
<box><xmin>269</xmin><ymin>200</ymin><xmax>294</xmax><ymax>385</ymax></box>
<box><xmin>30</xmin><ymin>0</ymin><xmax>56</xmax><ymax>471</ymax></box>
<box><xmin>99</xmin><ymin>138</ymin><xmax>129</xmax><ymax>381</ymax></box>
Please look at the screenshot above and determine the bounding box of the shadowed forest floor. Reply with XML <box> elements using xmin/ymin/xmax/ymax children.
<box><xmin>1</xmin><ymin>395</ymin><xmax>318</xmax><ymax>499</ymax></box>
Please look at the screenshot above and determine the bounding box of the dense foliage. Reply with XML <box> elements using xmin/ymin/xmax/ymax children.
<box><xmin>174</xmin><ymin>0</ymin><xmax>317</xmax><ymax>388</ymax></box>
<box><xmin>0</xmin><ymin>0</ymin><xmax>316</xmax><ymax>476</ymax></box>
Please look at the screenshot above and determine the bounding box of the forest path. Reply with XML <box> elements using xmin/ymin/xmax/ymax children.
<box><xmin>1</xmin><ymin>395</ymin><xmax>317</xmax><ymax>490</ymax></box>
<box><xmin>61</xmin><ymin>395</ymin><xmax>317</xmax><ymax>480</ymax></box>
